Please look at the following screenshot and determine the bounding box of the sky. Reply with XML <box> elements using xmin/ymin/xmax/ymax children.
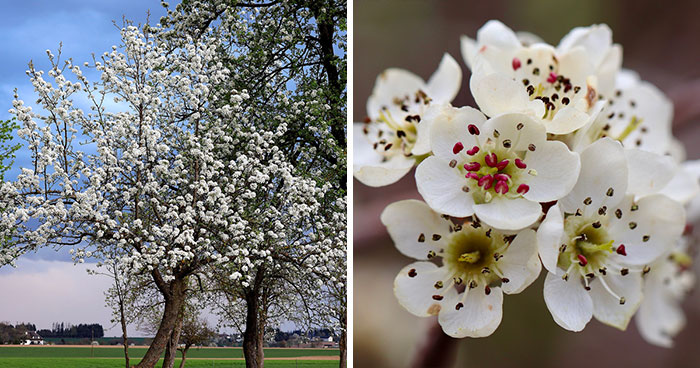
<box><xmin>0</xmin><ymin>0</ymin><xmax>172</xmax><ymax>338</ymax></box>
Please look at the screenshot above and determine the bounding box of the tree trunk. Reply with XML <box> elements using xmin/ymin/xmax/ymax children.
<box><xmin>136</xmin><ymin>278</ymin><xmax>186</xmax><ymax>368</ymax></box>
<box><xmin>243</xmin><ymin>290</ymin><xmax>263</xmax><ymax>368</ymax></box>
<box><xmin>120</xmin><ymin>301</ymin><xmax>130</xmax><ymax>368</ymax></box>
<box><xmin>178</xmin><ymin>346</ymin><xmax>190</xmax><ymax>368</ymax></box>
<box><xmin>163</xmin><ymin>310</ymin><xmax>185</xmax><ymax>368</ymax></box>
<box><xmin>338</xmin><ymin>329</ymin><xmax>346</xmax><ymax>368</ymax></box>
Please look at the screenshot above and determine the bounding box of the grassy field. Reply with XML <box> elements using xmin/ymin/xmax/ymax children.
<box><xmin>0</xmin><ymin>346</ymin><xmax>340</xmax><ymax>368</ymax></box>
<box><xmin>0</xmin><ymin>346</ymin><xmax>338</xmax><ymax>358</ymax></box>
<box><xmin>0</xmin><ymin>358</ymin><xmax>337</xmax><ymax>368</ymax></box>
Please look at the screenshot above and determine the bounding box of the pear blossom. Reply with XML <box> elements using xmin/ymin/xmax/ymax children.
<box><xmin>384</xmin><ymin>200</ymin><xmax>540</xmax><ymax>338</ymax></box>
<box><xmin>636</xmin><ymin>237</ymin><xmax>695</xmax><ymax>347</ymax></box>
<box><xmin>573</xmin><ymin>69</ymin><xmax>674</xmax><ymax>155</ymax></box>
<box><xmin>354</xmin><ymin>53</ymin><xmax>462</xmax><ymax>186</ymax></box>
<box><xmin>415</xmin><ymin>107</ymin><xmax>580</xmax><ymax>230</ymax></box>
<box><xmin>461</xmin><ymin>20</ymin><xmax>612</xmax><ymax>135</ymax></box>
<box><xmin>538</xmin><ymin>138</ymin><xmax>686</xmax><ymax>331</ymax></box>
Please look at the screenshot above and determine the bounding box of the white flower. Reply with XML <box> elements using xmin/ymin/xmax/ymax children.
<box><xmin>538</xmin><ymin>138</ymin><xmax>686</xmax><ymax>331</ymax></box>
<box><xmin>353</xmin><ymin>53</ymin><xmax>462</xmax><ymax>187</ymax></box>
<box><xmin>573</xmin><ymin>69</ymin><xmax>674</xmax><ymax>155</ymax></box>
<box><xmin>683</xmin><ymin>160</ymin><xmax>700</xmax><ymax>224</ymax></box>
<box><xmin>635</xmin><ymin>237</ymin><xmax>694</xmax><ymax>347</ymax></box>
<box><xmin>384</xmin><ymin>200</ymin><xmax>540</xmax><ymax>338</ymax></box>
<box><xmin>461</xmin><ymin>21</ymin><xmax>613</xmax><ymax>135</ymax></box>
<box><xmin>415</xmin><ymin>107</ymin><xmax>580</xmax><ymax>230</ymax></box>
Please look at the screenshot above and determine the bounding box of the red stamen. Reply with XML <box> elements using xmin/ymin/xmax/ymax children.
<box><xmin>515</xmin><ymin>158</ymin><xmax>527</xmax><ymax>169</ymax></box>
<box><xmin>494</xmin><ymin>173</ymin><xmax>510</xmax><ymax>182</ymax></box>
<box><xmin>512</xmin><ymin>57</ymin><xmax>521</xmax><ymax>71</ymax></box>
<box><xmin>616</xmin><ymin>244</ymin><xmax>627</xmax><ymax>256</ymax></box>
<box><xmin>478</xmin><ymin>174</ymin><xmax>494</xmax><ymax>189</ymax></box>
<box><xmin>453</xmin><ymin>142</ymin><xmax>464</xmax><ymax>154</ymax></box>
<box><xmin>516</xmin><ymin>184</ymin><xmax>529</xmax><ymax>194</ymax></box>
<box><xmin>465</xmin><ymin>172</ymin><xmax>480</xmax><ymax>180</ymax></box>
<box><xmin>468</xmin><ymin>124</ymin><xmax>480</xmax><ymax>135</ymax></box>
<box><xmin>466</xmin><ymin>146</ymin><xmax>480</xmax><ymax>155</ymax></box>
<box><xmin>464</xmin><ymin>162</ymin><xmax>481</xmax><ymax>171</ymax></box>
<box><xmin>484</xmin><ymin>153</ymin><xmax>498</xmax><ymax>167</ymax></box>
<box><xmin>577</xmin><ymin>254</ymin><xmax>588</xmax><ymax>266</ymax></box>
<box><xmin>547</xmin><ymin>72</ymin><xmax>557</xmax><ymax>83</ymax></box>
<box><xmin>496</xmin><ymin>159</ymin><xmax>509</xmax><ymax>170</ymax></box>
<box><xmin>495</xmin><ymin>180</ymin><xmax>509</xmax><ymax>194</ymax></box>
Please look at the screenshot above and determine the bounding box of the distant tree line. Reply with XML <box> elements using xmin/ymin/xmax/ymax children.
<box><xmin>0</xmin><ymin>322</ymin><xmax>35</xmax><ymax>344</ymax></box>
<box><xmin>36</xmin><ymin>322</ymin><xmax>104</xmax><ymax>339</ymax></box>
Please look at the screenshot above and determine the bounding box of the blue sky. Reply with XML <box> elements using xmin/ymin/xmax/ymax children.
<box><xmin>0</xmin><ymin>0</ymin><xmax>169</xmax><ymax>335</ymax></box>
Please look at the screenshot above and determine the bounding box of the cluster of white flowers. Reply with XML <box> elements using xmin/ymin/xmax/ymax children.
<box><xmin>356</xmin><ymin>21</ymin><xmax>700</xmax><ymax>345</ymax></box>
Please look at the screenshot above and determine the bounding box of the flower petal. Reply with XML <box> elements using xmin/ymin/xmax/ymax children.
<box><xmin>473</xmin><ymin>196</ymin><xmax>541</xmax><ymax>231</ymax></box>
<box><xmin>428</xmin><ymin>105</ymin><xmax>484</xmax><ymax>161</ymax></box>
<box><xmin>438</xmin><ymin>285</ymin><xmax>504</xmax><ymax>338</ymax></box>
<box><xmin>543</xmin><ymin>270</ymin><xmax>593</xmax><ymax>331</ymax></box>
<box><xmin>381</xmin><ymin>200</ymin><xmax>451</xmax><ymax>260</ymax></box>
<box><xmin>523</xmin><ymin>140</ymin><xmax>580</xmax><ymax>202</ymax></box>
<box><xmin>460</xmin><ymin>35</ymin><xmax>477</xmax><ymax>69</ymax></box>
<box><xmin>415</xmin><ymin>156</ymin><xmax>475</xmax><ymax>217</ymax></box>
<box><xmin>366</xmin><ymin>69</ymin><xmax>426</xmax><ymax>119</ymax></box>
<box><xmin>589</xmin><ymin>273</ymin><xmax>643</xmax><ymax>330</ymax></box>
<box><xmin>353</xmin><ymin>123</ymin><xmax>415</xmax><ymax>187</ymax></box>
<box><xmin>624</xmin><ymin>148</ymin><xmax>675</xmax><ymax>198</ymax></box>
<box><xmin>426</xmin><ymin>53</ymin><xmax>462</xmax><ymax>104</ymax></box>
<box><xmin>394</xmin><ymin>262</ymin><xmax>452</xmax><ymax>317</ymax></box>
<box><xmin>609</xmin><ymin>194</ymin><xmax>685</xmax><ymax>266</ymax></box>
<box><xmin>536</xmin><ymin>203</ymin><xmax>564</xmax><ymax>273</ymax></box>
<box><xmin>657</xmin><ymin>160</ymin><xmax>700</xmax><ymax>204</ymax></box>
<box><xmin>557</xmin><ymin>24</ymin><xmax>612</xmax><ymax>68</ymax></box>
<box><xmin>476</xmin><ymin>20</ymin><xmax>521</xmax><ymax>52</ymax></box>
<box><xmin>499</xmin><ymin>229</ymin><xmax>541</xmax><ymax>294</ymax></box>
<box><xmin>480</xmin><ymin>113</ymin><xmax>545</xmax><ymax>151</ymax></box>
<box><xmin>636</xmin><ymin>261</ymin><xmax>692</xmax><ymax>347</ymax></box>
<box><xmin>559</xmin><ymin>138</ymin><xmax>628</xmax><ymax>215</ymax></box>
<box><xmin>470</xmin><ymin>73</ymin><xmax>544</xmax><ymax>119</ymax></box>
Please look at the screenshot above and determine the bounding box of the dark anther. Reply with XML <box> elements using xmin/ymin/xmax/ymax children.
<box><xmin>418</xmin><ymin>233</ymin><xmax>425</xmax><ymax>242</ymax></box>
<box><xmin>432</xmin><ymin>234</ymin><xmax>442</xmax><ymax>241</ymax></box>
<box><xmin>408</xmin><ymin>268</ymin><xmax>417</xmax><ymax>277</ymax></box>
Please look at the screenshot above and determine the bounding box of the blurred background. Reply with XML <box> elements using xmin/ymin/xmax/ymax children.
<box><xmin>353</xmin><ymin>0</ymin><xmax>700</xmax><ymax>367</ymax></box>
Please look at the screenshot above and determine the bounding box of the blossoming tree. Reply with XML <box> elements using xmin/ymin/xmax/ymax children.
<box><xmin>158</xmin><ymin>1</ymin><xmax>348</xmax><ymax>366</ymax></box>
<box><xmin>0</xmin><ymin>10</ymin><xmax>343</xmax><ymax>368</ymax></box>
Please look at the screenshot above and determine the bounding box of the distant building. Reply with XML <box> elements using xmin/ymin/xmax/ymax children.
<box><xmin>21</xmin><ymin>331</ymin><xmax>45</xmax><ymax>345</ymax></box>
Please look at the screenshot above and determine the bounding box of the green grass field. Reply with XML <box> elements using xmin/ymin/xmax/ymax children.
<box><xmin>0</xmin><ymin>358</ymin><xmax>336</xmax><ymax>368</ymax></box>
<box><xmin>0</xmin><ymin>346</ymin><xmax>340</xmax><ymax>368</ymax></box>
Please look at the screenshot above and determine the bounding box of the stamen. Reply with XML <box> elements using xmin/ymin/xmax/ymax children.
<box><xmin>577</xmin><ymin>254</ymin><xmax>588</xmax><ymax>266</ymax></box>
<box><xmin>547</xmin><ymin>72</ymin><xmax>557</xmax><ymax>83</ymax></box>
<box><xmin>516</xmin><ymin>184</ymin><xmax>529</xmax><ymax>194</ymax></box>
<box><xmin>598</xmin><ymin>276</ymin><xmax>624</xmax><ymax>303</ymax></box>
<box><xmin>468</xmin><ymin>124</ymin><xmax>480</xmax><ymax>135</ymax></box>
<box><xmin>465</xmin><ymin>172</ymin><xmax>480</xmax><ymax>180</ymax></box>
<box><xmin>453</xmin><ymin>142</ymin><xmax>464</xmax><ymax>154</ymax></box>
<box><xmin>484</xmin><ymin>285</ymin><xmax>491</xmax><ymax>295</ymax></box>
<box><xmin>418</xmin><ymin>233</ymin><xmax>425</xmax><ymax>242</ymax></box>
<box><xmin>466</xmin><ymin>146</ymin><xmax>480</xmax><ymax>155</ymax></box>
<box><xmin>484</xmin><ymin>153</ymin><xmax>498</xmax><ymax>167</ymax></box>
<box><xmin>512</xmin><ymin>57</ymin><xmax>521</xmax><ymax>71</ymax></box>
<box><xmin>494</xmin><ymin>173</ymin><xmax>510</xmax><ymax>182</ymax></box>
<box><xmin>464</xmin><ymin>162</ymin><xmax>481</xmax><ymax>171</ymax></box>
<box><xmin>496</xmin><ymin>159</ymin><xmax>509</xmax><ymax>170</ymax></box>
<box><xmin>514</xmin><ymin>158</ymin><xmax>527</xmax><ymax>169</ymax></box>
<box><xmin>616</xmin><ymin>244</ymin><xmax>627</xmax><ymax>256</ymax></box>
<box><xmin>495</xmin><ymin>180</ymin><xmax>509</xmax><ymax>194</ymax></box>
<box><xmin>478</xmin><ymin>175</ymin><xmax>494</xmax><ymax>190</ymax></box>
<box><xmin>408</xmin><ymin>269</ymin><xmax>417</xmax><ymax>277</ymax></box>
